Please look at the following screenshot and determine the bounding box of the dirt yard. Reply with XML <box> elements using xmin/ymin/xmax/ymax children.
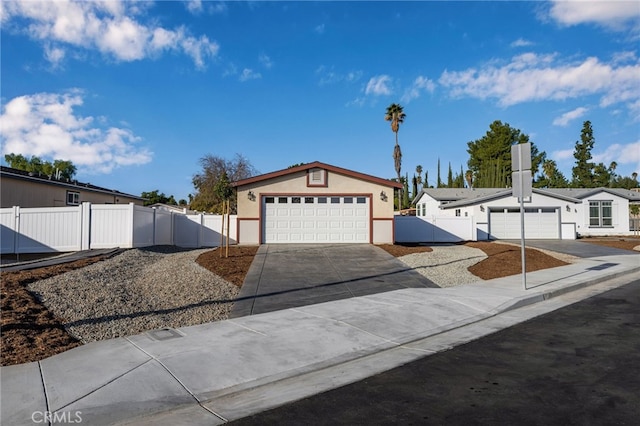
<box><xmin>2</xmin><ymin>239</ymin><xmax>638</xmax><ymax>366</ymax></box>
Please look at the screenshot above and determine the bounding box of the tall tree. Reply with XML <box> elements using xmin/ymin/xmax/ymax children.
<box><xmin>447</xmin><ymin>162</ymin><xmax>453</xmax><ymax>187</ymax></box>
<box><xmin>571</xmin><ymin>120</ymin><xmax>596</xmax><ymax>187</ymax></box>
<box><xmin>412</xmin><ymin>174</ymin><xmax>418</xmax><ymax>202</ymax></box>
<box><xmin>415</xmin><ymin>165</ymin><xmax>423</xmax><ymax>188</ymax></box>
<box><xmin>467</xmin><ymin>120</ymin><xmax>545</xmax><ymax>188</ymax></box>
<box><xmin>437</xmin><ymin>158</ymin><xmax>443</xmax><ymax>188</ymax></box>
<box><xmin>385</xmin><ymin>103</ymin><xmax>406</xmax><ymax>210</ymax></box>
<box><xmin>537</xmin><ymin>159</ymin><xmax>569</xmax><ymax>188</ymax></box>
<box><xmin>191</xmin><ymin>154</ymin><xmax>257</xmax><ymax>213</ymax></box>
<box><xmin>403</xmin><ymin>173</ymin><xmax>410</xmax><ymax>209</ymax></box>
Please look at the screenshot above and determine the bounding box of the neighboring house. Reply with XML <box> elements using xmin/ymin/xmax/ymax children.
<box><xmin>147</xmin><ymin>203</ymin><xmax>196</xmax><ymax>215</ymax></box>
<box><xmin>232</xmin><ymin>161</ymin><xmax>402</xmax><ymax>244</ymax></box>
<box><xmin>414</xmin><ymin>187</ymin><xmax>640</xmax><ymax>240</ymax></box>
<box><xmin>1</xmin><ymin>166</ymin><xmax>144</xmax><ymax>208</ymax></box>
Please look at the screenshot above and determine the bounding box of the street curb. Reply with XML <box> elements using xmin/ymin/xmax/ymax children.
<box><xmin>193</xmin><ymin>265</ymin><xmax>640</xmax><ymax>422</ymax></box>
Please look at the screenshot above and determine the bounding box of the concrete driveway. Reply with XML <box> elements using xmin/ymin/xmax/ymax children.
<box><xmin>514</xmin><ymin>239</ymin><xmax>640</xmax><ymax>258</ymax></box>
<box><xmin>230</xmin><ymin>244</ymin><xmax>437</xmax><ymax>317</ymax></box>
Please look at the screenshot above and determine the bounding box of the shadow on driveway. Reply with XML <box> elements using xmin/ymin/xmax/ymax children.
<box><xmin>230</xmin><ymin>244</ymin><xmax>437</xmax><ymax>317</ymax></box>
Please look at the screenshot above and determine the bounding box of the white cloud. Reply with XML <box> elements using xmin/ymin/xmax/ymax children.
<box><xmin>401</xmin><ymin>76</ymin><xmax>436</xmax><ymax>103</ymax></box>
<box><xmin>259</xmin><ymin>53</ymin><xmax>273</xmax><ymax>69</ymax></box>
<box><xmin>0</xmin><ymin>91</ymin><xmax>152</xmax><ymax>174</ymax></box>
<box><xmin>511</xmin><ymin>38</ymin><xmax>534</xmax><ymax>48</ymax></box>
<box><xmin>44</xmin><ymin>43</ymin><xmax>66</xmax><ymax>67</ymax></box>
<box><xmin>439</xmin><ymin>52</ymin><xmax>640</xmax><ymax>118</ymax></box>
<box><xmin>551</xmin><ymin>148</ymin><xmax>575</xmax><ymax>161</ymax></box>
<box><xmin>365</xmin><ymin>75</ymin><xmax>392</xmax><ymax>96</ymax></box>
<box><xmin>593</xmin><ymin>141</ymin><xmax>640</xmax><ymax>169</ymax></box>
<box><xmin>548</xmin><ymin>0</ymin><xmax>640</xmax><ymax>30</ymax></box>
<box><xmin>553</xmin><ymin>106</ymin><xmax>589</xmax><ymax>126</ymax></box>
<box><xmin>314</xmin><ymin>23</ymin><xmax>325</xmax><ymax>34</ymax></box>
<box><xmin>185</xmin><ymin>0</ymin><xmax>203</xmax><ymax>14</ymax></box>
<box><xmin>2</xmin><ymin>0</ymin><xmax>219</xmax><ymax>69</ymax></box>
<box><xmin>239</xmin><ymin>68</ymin><xmax>261</xmax><ymax>82</ymax></box>
<box><xmin>316</xmin><ymin>65</ymin><xmax>362</xmax><ymax>86</ymax></box>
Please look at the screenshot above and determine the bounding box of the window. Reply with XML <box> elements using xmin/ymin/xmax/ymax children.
<box><xmin>278</xmin><ymin>197</ymin><xmax>288</xmax><ymax>204</ymax></box>
<box><xmin>67</xmin><ymin>191</ymin><xmax>80</xmax><ymax>205</ymax></box>
<box><xmin>455</xmin><ymin>209</ymin><xmax>461</xmax><ymax>217</ymax></box>
<box><xmin>292</xmin><ymin>197</ymin><xmax>301</xmax><ymax>203</ymax></box>
<box><xmin>305</xmin><ymin>197</ymin><xmax>314</xmax><ymax>204</ymax></box>
<box><xmin>356</xmin><ymin>197</ymin><xmax>366</xmax><ymax>204</ymax></box>
<box><xmin>590</xmin><ymin>201</ymin><xmax>613</xmax><ymax>227</ymax></box>
<box><xmin>344</xmin><ymin>197</ymin><xmax>353</xmax><ymax>203</ymax></box>
<box><xmin>331</xmin><ymin>197</ymin><xmax>340</xmax><ymax>204</ymax></box>
<box><xmin>265</xmin><ymin>197</ymin><xmax>275</xmax><ymax>203</ymax></box>
<box><xmin>318</xmin><ymin>197</ymin><xmax>327</xmax><ymax>204</ymax></box>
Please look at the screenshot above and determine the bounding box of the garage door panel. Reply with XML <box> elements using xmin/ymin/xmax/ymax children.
<box><xmin>264</xmin><ymin>196</ymin><xmax>369</xmax><ymax>243</ymax></box>
<box><xmin>490</xmin><ymin>208</ymin><xmax>559</xmax><ymax>239</ymax></box>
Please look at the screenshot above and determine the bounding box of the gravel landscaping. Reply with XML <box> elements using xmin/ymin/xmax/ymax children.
<box><xmin>27</xmin><ymin>247</ymin><xmax>239</xmax><ymax>343</ymax></box>
<box><xmin>398</xmin><ymin>245</ymin><xmax>489</xmax><ymax>287</ymax></box>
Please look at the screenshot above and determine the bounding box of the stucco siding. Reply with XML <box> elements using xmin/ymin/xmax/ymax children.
<box><xmin>1</xmin><ymin>177</ymin><xmax>142</xmax><ymax>208</ymax></box>
<box><xmin>236</xmin><ymin>170</ymin><xmax>394</xmax><ymax>219</ymax></box>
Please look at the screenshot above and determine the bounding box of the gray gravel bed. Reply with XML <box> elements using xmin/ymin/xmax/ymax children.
<box><xmin>28</xmin><ymin>247</ymin><xmax>238</xmax><ymax>343</ymax></box>
<box><xmin>398</xmin><ymin>245</ymin><xmax>488</xmax><ymax>288</ymax></box>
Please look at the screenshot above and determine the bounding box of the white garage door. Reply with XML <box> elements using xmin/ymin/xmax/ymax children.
<box><xmin>264</xmin><ymin>195</ymin><xmax>370</xmax><ymax>243</ymax></box>
<box><xmin>489</xmin><ymin>207</ymin><xmax>560</xmax><ymax>239</ymax></box>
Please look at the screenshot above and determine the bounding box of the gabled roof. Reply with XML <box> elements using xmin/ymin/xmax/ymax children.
<box><xmin>1</xmin><ymin>166</ymin><xmax>144</xmax><ymax>200</ymax></box>
<box><xmin>414</xmin><ymin>188</ymin><xmax>504</xmax><ymax>204</ymax></box>
<box><xmin>542</xmin><ymin>187</ymin><xmax>640</xmax><ymax>201</ymax></box>
<box><xmin>231</xmin><ymin>161</ymin><xmax>403</xmax><ymax>189</ymax></box>
<box><xmin>415</xmin><ymin>186</ymin><xmax>640</xmax><ymax>210</ymax></box>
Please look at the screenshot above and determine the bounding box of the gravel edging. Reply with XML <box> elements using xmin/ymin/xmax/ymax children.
<box><xmin>398</xmin><ymin>245</ymin><xmax>488</xmax><ymax>288</ymax></box>
<box><xmin>28</xmin><ymin>247</ymin><xmax>238</xmax><ymax>343</ymax></box>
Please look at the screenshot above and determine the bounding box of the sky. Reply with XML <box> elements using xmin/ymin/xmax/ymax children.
<box><xmin>1</xmin><ymin>0</ymin><xmax>639</xmax><ymax>202</ymax></box>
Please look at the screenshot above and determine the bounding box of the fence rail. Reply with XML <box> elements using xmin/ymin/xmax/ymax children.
<box><xmin>0</xmin><ymin>203</ymin><xmax>236</xmax><ymax>254</ymax></box>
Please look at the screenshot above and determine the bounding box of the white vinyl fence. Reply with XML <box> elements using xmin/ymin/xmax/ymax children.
<box><xmin>395</xmin><ymin>215</ymin><xmax>476</xmax><ymax>243</ymax></box>
<box><xmin>0</xmin><ymin>203</ymin><xmax>237</xmax><ymax>254</ymax></box>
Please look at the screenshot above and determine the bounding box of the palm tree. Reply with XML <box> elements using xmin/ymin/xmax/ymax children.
<box><xmin>385</xmin><ymin>103</ymin><xmax>406</xmax><ymax>209</ymax></box>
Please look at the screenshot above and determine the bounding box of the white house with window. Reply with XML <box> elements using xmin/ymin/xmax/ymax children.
<box><xmin>413</xmin><ymin>187</ymin><xmax>640</xmax><ymax>240</ymax></box>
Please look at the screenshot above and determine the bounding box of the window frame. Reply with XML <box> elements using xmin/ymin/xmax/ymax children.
<box><xmin>589</xmin><ymin>200</ymin><xmax>613</xmax><ymax>227</ymax></box>
<box><xmin>66</xmin><ymin>191</ymin><xmax>80</xmax><ymax>206</ymax></box>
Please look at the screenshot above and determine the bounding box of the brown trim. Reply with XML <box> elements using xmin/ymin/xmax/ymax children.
<box><xmin>258</xmin><ymin>192</ymin><xmax>378</xmax><ymax>244</ymax></box>
<box><xmin>232</xmin><ymin>161</ymin><xmax>402</xmax><ymax>189</ymax></box>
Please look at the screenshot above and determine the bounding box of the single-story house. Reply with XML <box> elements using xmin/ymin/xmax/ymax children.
<box><xmin>231</xmin><ymin>161</ymin><xmax>402</xmax><ymax>244</ymax></box>
<box><xmin>1</xmin><ymin>166</ymin><xmax>144</xmax><ymax>208</ymax></box>
<box><xmin>414</xmin><ymin>187</ymin><xmax>640</xmax><ymax>240</ymax></box>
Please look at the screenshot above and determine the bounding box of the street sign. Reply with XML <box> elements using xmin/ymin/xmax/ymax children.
<box><xmin>512</xmin><ymin>170</ymin><xmax>532</xmax><ymax>199</ymax></box>
<box><xmin>511</xmin><ymin>143</ymin><xmax>531</xmax><ymax>171</ymax></box>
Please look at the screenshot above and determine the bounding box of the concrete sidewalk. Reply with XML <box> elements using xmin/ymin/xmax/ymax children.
<box><xmin>2</xmin><ymin>253</ymin><xmax>639</xmax><ymax>425</ymax></box>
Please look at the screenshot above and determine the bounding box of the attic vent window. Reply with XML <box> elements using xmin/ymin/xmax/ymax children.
<box><xmin>307</xmin><ymin>168</ymin><xmax>327</xmax><ymax>187</ymax></box>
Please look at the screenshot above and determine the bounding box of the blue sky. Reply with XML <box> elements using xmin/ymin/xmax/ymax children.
<box><xmin>1</xmin><ymin>1</ymin><xmax>639</xmax><ymax>201</ymax></box>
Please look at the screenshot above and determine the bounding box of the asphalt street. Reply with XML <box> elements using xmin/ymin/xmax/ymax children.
<box><xmin>231</xmin><ymin>278</ymin><xmax>640</xmax><ymax>426</ymax></box>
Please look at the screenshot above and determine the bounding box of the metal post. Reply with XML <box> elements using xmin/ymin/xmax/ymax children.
<box><xmin>519</xmin><ymin>149</ymin><xmax>527</xmax><ymax>290</ymax></box>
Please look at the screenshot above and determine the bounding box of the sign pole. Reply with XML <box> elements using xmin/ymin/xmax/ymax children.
<box><xmin>519</xmin><ymin>162</ymin><xmax>526</xmax><ymax>290</ymax></box>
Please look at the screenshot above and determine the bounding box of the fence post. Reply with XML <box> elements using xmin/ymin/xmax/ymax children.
<box><xmin>152</xmin><ymin>207</ymin><xmax>157</xmax><ymax>246</ymax></box>
<box><xmin>13</xmin><ymin>206</ymin><xmax>20</xmax><ymax>255</ymax></box>
<box><xmin>126</xmin><ymin>203</ymin><xmax>135</xmax><ymax>248</ymax></box>
<box><xmin>81</xmin><ymin>202</ymin><xmax>91</xmax><ymax>250</ymax></box>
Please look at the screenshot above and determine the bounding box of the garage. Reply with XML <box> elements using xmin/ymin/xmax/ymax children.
<box><xmin>489</xmin><ymin>207</ymin><xmax>560</xmax><ymax>239</ymax></box>
<box><xmin>232</xmin><ymin>162</ymin><xmax>401</xmax><ymax>245</ymax></box>
<box><xmin>263</xmin><ymin>195</ymin><xmax>370</xmax><ymax>243</ymax></box>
